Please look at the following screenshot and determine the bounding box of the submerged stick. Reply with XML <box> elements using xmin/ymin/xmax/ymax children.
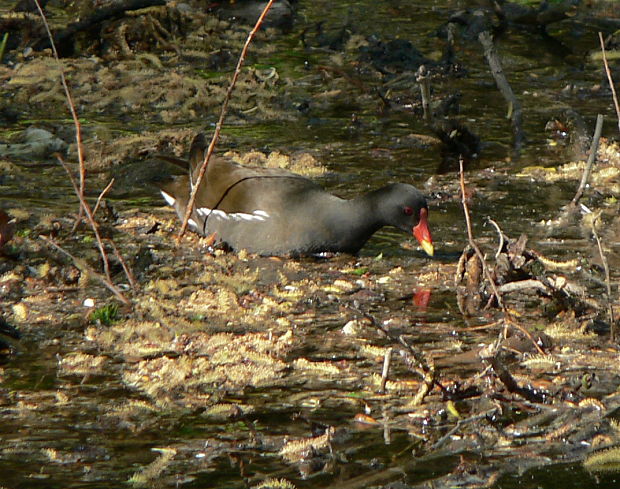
<box><xmin>0</xmin><ymin>33</ymin><xmax>8</xmax><ymax>63</ymax></box>
<box><xmin>350</xmin><ymin>304</ymin><xmax>437</xmax><ymax>405</ymax></box>
<box><xmin>570</xmin><ymin>114</ymin><xmax>604</xmax><ymax>206</ymax></box>
<box><xmin>489</xmin><ymin>356</ymin><xmax>545</xmax><ymax>403</ymax></box>
<box><xmin>178</xmin><ymin>0</ymin><xmax>276</xmax><ymax>240</ymax></box>
<box><xmin>108</xmin><ymin>239</ymin><xmax>137</xmax><ymax>291</ymax></box>
<box><xmin>478</xmin><ymin>31</ymin><xmax>525</xmax><ymax>152</ymax></box>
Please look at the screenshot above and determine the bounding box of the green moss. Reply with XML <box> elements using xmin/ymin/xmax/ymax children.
<box><xmin>90</xmin><ymin>303</ymin><xmax>120</xmax><ymax>326</ymax></box>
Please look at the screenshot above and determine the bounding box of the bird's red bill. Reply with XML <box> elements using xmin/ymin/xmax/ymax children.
<box><xmin>413</xmin><ymin>207</ymin><xmax>434</xmax><ymax>256</ymax></box>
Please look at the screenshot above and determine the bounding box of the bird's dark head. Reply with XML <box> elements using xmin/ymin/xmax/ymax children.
<box><xmin>378</xmin><ymin>183</ymin><xmax>434</xmax><ymax>256</ymax></box>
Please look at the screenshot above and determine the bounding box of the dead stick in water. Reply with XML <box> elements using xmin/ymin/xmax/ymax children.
<box><xmin>178</xmin><ymin>0</ymin><xmax>276</xmax><ymax>240</ymax></box>
<box><xmin>350</xmin><ymin>304</ymin><xmax>437</xmax><ymax>405</ymax></box>
<box><xmin>379</xmin><ymin>347</ymin><xmax>392</xmax><ymax>393</ymax></box>
<box><xmin>487</xmin><ymin>218</ymin><xmax>505</xmax><ymax>260</ymax></box>
<box><xmin>489</xmin><ymin>356</ymin><xmax>545</xmax><ymax>403</ymax></box>
<box><xmin>459</xmin><ymin>158</ymin><xmax>505</xmax><ymax>314</ymax></box>
<box><xmin>459</xmin><ymin>157</ymin><xmax>509</xmax><ymax>350</ymax></box>
<box><xmin>478</xmin><ymin>30</ymin><xmax>525</xmax><ymax>152</ymax></box>
<box><xmin>416</xmin><ymin>65</ymin><xmax>432</xmax><ymax>124</ymax></box>
<box><xmin>34</xmin><ymin>0</ymin><xmax>132</xmax><ymax>303</ymax></box>
<box><xmin>570</xmin><ymin>114</ymin><xmax>604</xmax><ymax>207</ymax></box>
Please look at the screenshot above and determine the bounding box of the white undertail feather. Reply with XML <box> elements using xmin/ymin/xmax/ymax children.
<box><xmin>197</xmin><ymin>207</ymin><xmax>269</xmax><ymax>222</ymax></box>
<box><xmin>161</xmin><ymin>192</ymin><xmax>270</xmax><ymax>225</ymax></box>
<box><xmin>160</xmin><ymin>190</ymin><xmax>176</xmax><ymax>206</ymax></box>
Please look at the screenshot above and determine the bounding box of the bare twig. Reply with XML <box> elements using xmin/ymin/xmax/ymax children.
<box><xmin>388</xmin><ymin>330</ymin><xmax>438</xmax><ymax>406</ymax></box>
<box><xmin>570</xmin><ymin>114</ymin><xmax>604</xmax><ymax>206</ymax></box>
<box><xmin>599</xmin><ymin>32</ymin><xmax>620</xmax><ymax>134</ymax></box>
<box><xmin>497</xmin><ymin>279</ymin><xmax>548</xmax><ymax>294</ymax></box>
<box><xmin>487</xmin><ymin>218</ymin><xmax>505</xmax><ymax>259</ymax></box>
<box><xmin>35</xmin><ymin>1</ymin><xmax>132</xmax><ymax>304</ymax></box>
<box><xmin>591</xmin><ymin>217</ymin><xmax>615</xmax><ymax>342</ymax></box>
<box><xmin>459</xmin><ymin>158</ymin><xmax>505</xmax><ymax>313</ymax></box>
<box><xmin>108</xmin><ymin>239</ymin><xmax>137</xmax><ymax>291</ymax></box>
<box><xmin>40</xmin><ymin>236</ymin><xmax>129</xmax><ymax>305</ymax></box>
<box><xmin>34</xmin><ymin>1</ymin><xmax>86</xmax><ymax>216</ymax></box>
<box><xmin>349</xmin><ymin>303</ymin><xmax>437</xmax><ymax>405</ymax></box>
<box><xmin>459</xmin><ymin>159</ymin><xmax>545</xmax><ymax>355</ymax></box>
<box><xmin>0</xmin><ymin>33</ymin><xmax>8</xmax><ymax>63</ymax></box>
<box><xmin>92</xmin><ymin>178</ymin><xmax>115</xmax><ymax>218</ymax></box>
<box><xmin>57</xmin><ymin>155</ymin><xmax>113</xmax><ymax>282</ymax></box>
<box><xmin>178</xmin><ymin>0</ymin><xmax>275</xmax><ymax>239</ymax></box>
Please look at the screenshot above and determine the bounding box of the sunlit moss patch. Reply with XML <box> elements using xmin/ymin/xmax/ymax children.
<box><xmin>59</xmin><ymin>353</ymin><xmax>106</xmax><ymax>376</ymax></box>
<box><xmin>584</xmin><ymin>446</ymin><xmax>620</xmax><ymax>473</ymax></box>
<box><xmin>279</xmin><ymin>427</ymin><xmax>335</xmax><ymax>462</ymax></box>
<box><xmin>129</xmin><ymin>447</ymin><xmax>176</xmax><ymax>486</ymax></box>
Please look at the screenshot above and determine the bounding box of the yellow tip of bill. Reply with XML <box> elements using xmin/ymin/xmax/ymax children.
<box><xmin>420</xmin><ymin>240</ymin><xmax>434</xmax><ymax>257</ymax></box>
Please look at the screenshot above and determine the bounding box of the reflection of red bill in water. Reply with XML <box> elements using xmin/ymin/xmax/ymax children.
<box><xmin>413</xmin><ymin>288</ymin><xmax>432</xmax><ymax>309</ymax></box>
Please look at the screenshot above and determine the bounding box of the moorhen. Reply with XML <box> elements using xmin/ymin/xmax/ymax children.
<box><xmin>161</xmin><ymin>134</ymin><xmax>434</xmax><ymax>256</ymax></box>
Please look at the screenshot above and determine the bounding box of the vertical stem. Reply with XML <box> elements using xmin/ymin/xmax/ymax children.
<box><xmin>599</xmin><ymin>32</ymin><xmax>620</xmax><ymax>134</ymax></box>
<box><xmin>592</xmin><ymin>219</ymin><xmax>615</xmax><ymax>342</ymax></box>
<box><xmin>571</xmin><ymin>114</ymin><xmax>604</xmax><ymax>206</ymax></box>
<box><xmin>34</xmin><ymin>0</ymin><xmax>86</xmax><ymax>210</ymax></box>
<box><xmin>178</xmin><ymin>0</ymin><xmax>276</xmax><ymax>240</ymax></box>
<box><xmin>416</xmin><ymin>65</ymin><xmax>432</xmax><ymax>124</ymax></box>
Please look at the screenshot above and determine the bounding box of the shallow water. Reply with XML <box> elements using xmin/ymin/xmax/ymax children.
<box><xmin>1</xmin><ymin>0</ymin><xmax>619</xmax><ymax>488</ymax></box>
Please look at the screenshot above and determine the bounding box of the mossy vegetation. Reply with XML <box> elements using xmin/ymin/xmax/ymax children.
<box><xmin>0</xmin><ymin>1</ymin><xmax>619</xmax><ymax>487</ymax></box>
<box><xmin>89</xmin><ymin>302</ymin><xmax>120</xmax><ymax>325</ymax></box>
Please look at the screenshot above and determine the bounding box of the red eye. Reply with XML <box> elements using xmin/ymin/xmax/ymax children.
<box><xmin>403</xmin><ymin>206</ymin><xmax>414</xmax><ymax>216</ymax></box>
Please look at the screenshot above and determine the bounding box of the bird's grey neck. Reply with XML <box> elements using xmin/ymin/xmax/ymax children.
<box><xmin>325</xmin><ymin>193</ymin><xmax>385</xmax><ymax>249</ymax></box>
